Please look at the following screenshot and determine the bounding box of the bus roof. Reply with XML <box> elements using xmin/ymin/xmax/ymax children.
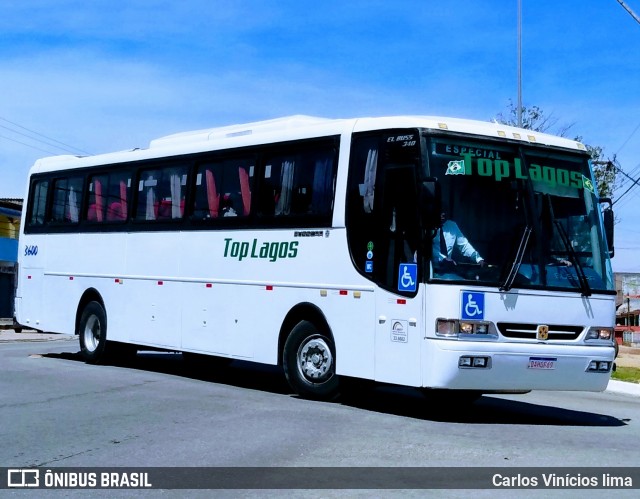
<box><xmin>30</xmin><ymin>115</ymin><xmax>587</xmax><ymax>173</ymax></box>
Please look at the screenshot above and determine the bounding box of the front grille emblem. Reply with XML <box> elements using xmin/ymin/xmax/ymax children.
<box><xmin>537</xmin><ymin>325</ymin><xmax>549</xmax><ymax>341</ymax></box>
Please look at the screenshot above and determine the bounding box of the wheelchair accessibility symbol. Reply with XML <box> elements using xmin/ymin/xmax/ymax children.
<box><xmin>461</xmin><ymin>291</ymin><xmax>485</xmax><ymax>320</ymax></box>
<box><xmin>397</xmin><ymin>263</ymin><xmax>417</xmax><ymax>292</ymax></box>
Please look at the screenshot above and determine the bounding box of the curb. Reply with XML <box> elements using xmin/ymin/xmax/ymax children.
<box><xmin>0</xmin><ymin>336</ymin><xmax>76</xmax><ymax>343</ymax></box>
<box><xmin>605</xmin><ymin>379</ymin><xmax>640</xmax><ymax>397</ymax></box>
<box><xmin>0</xmin><ymin>330</ymin><xmax>75</xmax><ymax>343</ymax></box>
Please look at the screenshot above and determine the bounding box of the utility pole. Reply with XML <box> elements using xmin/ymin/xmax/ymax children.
<box><xmin>616</xmin><ymin>0</ymin><xmax>640</xmax><ymax>25</ymax></box>
<box><xmin>517</xmin><ymin>0</ymin><xmax>523</xmax><ymax>127</ymax></box>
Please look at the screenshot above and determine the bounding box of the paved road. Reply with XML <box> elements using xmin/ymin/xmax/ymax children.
<box><xmin>1</xmin><ymin>338</ymin><xmax>639</xmax><ymax>470</ymax></box>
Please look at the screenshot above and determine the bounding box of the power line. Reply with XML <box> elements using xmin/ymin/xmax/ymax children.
<box><xmin>0</xmin><ymin>116</ymin><xmax>91</xmax><ymax>156</ymax></box>
<box><xmin>0</xmin><ymin>123</ymin><xmax>86</xmax><ymax>156</ymax></box>
<box><xmin>616</xmin><ymin>191</ymin><xmax>640</xmax><ymax>212</ymax></box>
<box><xmin>614</xmin><ymin>169</ymin><xmax>640</xmax><ymax>205</ymax></box>
<box><xmin>617</xmin><ymin>167</ymin><xmax>640</xmax><ymax>204</ymax></box>
<box><xmin>593</xmin><ymin>158</ymin><xmax>640</xmax><ymax>207</ymax></box>
<box><xmin>606</xmin><ymin>2</ymin><xmax>640</xmax><ymax>209</ymax></box>
<box><xmin>0</xmin><ymin>133</ymin><xmax>61</xmax><ymax>156</ymax></box>
<box><xmin>616</xmin><ymin>120</ymin><xmax>640</xmax><ymax>155</ymax></box>
<box><xmin>619</xmin><ymin>168</ymin><xmax>640</xmax><ymax>194</ymax></box>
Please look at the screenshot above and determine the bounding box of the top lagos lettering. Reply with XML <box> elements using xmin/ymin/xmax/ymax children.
<box><xmin>459</xmin><ymin>153</ymin><xmax>586</xmax><ymax>189</ymax></box>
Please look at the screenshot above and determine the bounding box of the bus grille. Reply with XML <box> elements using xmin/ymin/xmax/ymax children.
<box><xmin>496</xmin><ymin>322</ymin><xmax>583</xmax><ymax>340</ymax></box>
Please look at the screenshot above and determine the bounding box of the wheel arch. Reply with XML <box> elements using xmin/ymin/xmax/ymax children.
<box><xmin>277</xmin><ymin>302</ymin><xmax>333</xmax><ymax>366</ymax></box>
<box><xmin>75</xmin><ymin>288</ymin><xmax>105</xmax><ymax>336</ymax></box>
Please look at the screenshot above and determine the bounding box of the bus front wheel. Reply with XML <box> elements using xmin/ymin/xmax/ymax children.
<box><xmin>283</xmin><ymin>320</ymin><xmax>339</xmax><ymax>400</ymax></box>
<box><xmin>78</xmin><ymin>301</ymin><xmax>108</xmax><ymax>364</ymax></box>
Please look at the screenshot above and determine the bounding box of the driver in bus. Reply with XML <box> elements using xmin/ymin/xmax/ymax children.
<box><xmin>432</xmin><ymin>212</ymin><xmax>485</xmax><ymax>270</ymax></box>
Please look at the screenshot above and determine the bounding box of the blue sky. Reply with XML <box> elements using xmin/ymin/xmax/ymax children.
<box><xmin>1</xmin><ymin>0</ymin><xmax>640</xmax><ymax>272</ymax></box>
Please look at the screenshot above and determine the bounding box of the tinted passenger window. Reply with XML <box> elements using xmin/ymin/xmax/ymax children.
<box><xmin>28</xmin><ymin>180</ymin><xmax>49</xmax><ymax>226</ymax></box>
<box><xmin>259</xmin><ymin>146</ymin><xmax>336</xmax><ymax>219</ymax></box>
<box><xmin>85</xmin><ymin>172</ymin><xmax>131</xmax><ymax>223</ymax></box>
<box><xmin>50</xmin><ymin>176</ymin><xmax>84</xmax><ymax>224</ymax></box>
<box><xmin>134</xmin><ymin>166</ymin><xmax>188</xmax><ymax>221</ymax></box>
<box><xmin>193</xmin><ymin>158</ymin><xmax>254</xmax><ymax>220</ymax></box>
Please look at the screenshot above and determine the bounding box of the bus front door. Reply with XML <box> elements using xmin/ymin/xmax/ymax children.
<box><xmin>373</xmin><ymin>165</ymin><xmax>422</xmax><ymax>386</ymax></box>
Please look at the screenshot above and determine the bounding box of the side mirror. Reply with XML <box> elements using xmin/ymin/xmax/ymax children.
<box><xmin>420</xmin><ymin>178</ymin><xmax>441</xmax><ymax>230</ymax></box>
<box><xmin>599</xmin><ymin>198</ymin><xmax>614</xmax><ymax>258</ymax></box>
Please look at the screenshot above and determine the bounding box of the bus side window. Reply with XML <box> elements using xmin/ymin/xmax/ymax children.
<box><xmin>135</xmin><ymin>166</ymin><xmax>187</xmax><ymax>221</ymax></box>
<box><xmin>28</xmin><ymin>180</ymin><xmax>49</xmax><ymax>226</ymax></box>
<box><xmin>86</xmin><ymin>175</ymin><xmax>107</xmax><ymax>222</ymax></box>
<box><xmin>259</xmin><ymin>162</ymin><xmax>277</xmax><ymax>216</ymax></box>
<box><xmin>238</xmin><ymin>165</ymin><xmax>252</xmax><ymax>216</ymax></box>
<box><xmin>135</xmin><ymin>169</ymin><xmax>160</xmax><ymax>221</ymax></box>
<box><xmin>193</xmin><ymin>165</ymin><xmax>220</xmax><ymax>220</ymax></box>
<box><xmin>310</xmin><ymin>152</ymin><xmax>335</xmax><ymax>216</ymax></box>
<box><xmin>157</xmin><ymin>168</ymin><xmax>187</xmax><ymax>220</ymax></box>
<box><xmin>346</xmin><ymin>136</ymin><xmax>379</xmax><ymax>276</ymax></box>
<box><xmin>50</xmin><ymin>176</ymin><xmax>83</xmax><ymax>224</ymax></box>
<box><xmin>193</xmin><ymin>159</ymin><xmax>253</xmax><ymax>221</ymax></box>
<box><xmin>260</xmin><ymin>147</ymin><xmax>336</xmax><ymax>218</ymax></box>
<box><xmin>105</xmin><ymin>175</ymin><xmax>130</xmax><ymax>222</ymax></box>
<box><xmin>274</xmin><ymin>158</ymin><xmax>295</xmax><ymax>216</ymax></box>
<box><xmin>219</xmin><ymin>161</ymin><xmax>253</xmax><ymax>218</ymax></box>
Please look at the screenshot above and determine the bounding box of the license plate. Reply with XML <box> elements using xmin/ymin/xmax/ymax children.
<box><xmin>527</xmin><ymin>357</ymin><xmax>557</xmax><ymax>370</ymax></box>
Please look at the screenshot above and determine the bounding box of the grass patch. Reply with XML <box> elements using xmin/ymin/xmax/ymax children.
<box><xmin>612</xmin><ymin>366</ymin><xmax>640</xmax><ymax>383</ymax></box>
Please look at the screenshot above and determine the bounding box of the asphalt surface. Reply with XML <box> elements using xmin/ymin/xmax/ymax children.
<box><xmin>1</xmin><ymin>321</ymin><xmax>639</xmax><ymax>397</ymax></box>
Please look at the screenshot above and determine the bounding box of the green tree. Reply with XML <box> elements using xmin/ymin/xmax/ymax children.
<box><xmin>494</xmin><ymin>100</ymin><xmax>574</xmax><ymax>137</ymax></box>
<box><xmin>494</xmin><ymin>100</ymin><xmax>618</xmax><ymax>198</ymax></box>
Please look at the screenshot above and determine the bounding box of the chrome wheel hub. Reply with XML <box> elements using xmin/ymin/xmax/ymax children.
<box><xmin>83</xmin><ymin>315</ymin><xmax>100</xmax><ymax>352</ymax></box>
<box><xmin>297</xmin><ymin>337</ymin><xmax>333</xmax><ymax>382</ymax></box>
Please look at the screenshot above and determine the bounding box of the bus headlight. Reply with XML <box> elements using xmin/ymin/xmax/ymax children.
<box><xmin>459</xmin><ymin>322</ymin><xmax>474</xmax><ymax>334</ymax></box>
<box><xmin>474</xmin><ymin>323</ymin><xmax>489</xmax><ymax>334</ymax></box>
<box><xmin>436</xmin><ymin>319</ymin><xmax>458</xmax><ymax>337</ymax></box>
<box><xmin>585</xmin><ymin>327</ymin><xmax>614</xmax><ymax>342</ymax></box>
<box><xmin>436</xmin><ymin>319</ymin><xmax>496</xmax><ymax>339</ymax></box>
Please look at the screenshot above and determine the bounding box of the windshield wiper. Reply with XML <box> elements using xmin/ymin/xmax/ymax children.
<box><xmin>500</xmin><ymin>225</ymin><xmax>532</xmax><ymax>292</ymax></box>
<box><xmin>554</xmin><ymin>220</ymin><xmax>592</xmax><ymax>297</ymax></box>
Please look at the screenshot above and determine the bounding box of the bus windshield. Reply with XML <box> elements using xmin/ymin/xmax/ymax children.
<box><xmin>425</xmin><ymin>136</ymin><xmax>614</xmax><ymax>293</ymax></box>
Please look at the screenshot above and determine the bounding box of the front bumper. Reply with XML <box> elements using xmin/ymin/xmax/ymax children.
<box><xmin>424</xmin><ymin>339</ymin><xmax>615</xmax><ymax>392</ymax></box>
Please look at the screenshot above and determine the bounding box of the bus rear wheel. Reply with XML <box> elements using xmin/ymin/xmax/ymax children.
<box><xmin>283</xmin><ymin>320</ymin><xmax>339</xmax><ymax>401</ymax></box>
<box><xmin>78</xmin><ymin>301</ymin><xmax>108</xmax><ymax>364</ymax></box>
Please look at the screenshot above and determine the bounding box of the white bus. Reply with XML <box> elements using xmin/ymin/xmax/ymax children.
<box><xmin>15</xmin><ymin>115</ymin><xmax>617</xmax><ymax>401</ymax></box>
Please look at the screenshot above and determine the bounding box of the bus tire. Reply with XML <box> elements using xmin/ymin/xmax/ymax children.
<box><xmin>283</xmin><ymin>320</ymin><xmax>339</xmax><ymax>401</ymax></box>
<box><xmin>78</xmin><ymin>301</ymin><xmax>108</xmax><ymax>364</ymax></box>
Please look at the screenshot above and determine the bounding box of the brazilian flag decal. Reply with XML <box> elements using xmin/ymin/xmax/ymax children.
<box><xmin>582</xmin><ymin>175</ymin><xmax>595</xmax><ymax>193</ymax></box>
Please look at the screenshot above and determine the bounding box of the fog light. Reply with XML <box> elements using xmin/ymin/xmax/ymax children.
<box><xmin>459</xmin><ymin>356</ymin><xmax>472</xmax><ymax>367</ymax></box>
<box><xmin>587</xmin><ymin>360</ymin><xmax>611</xmax><ymax>373</ymax></box>
<box><xmin>473</xmin><ymin>357</ymin><xmax>487</xmax><ymax>367</ymax></box>
<box><xmin>459</xmin><ymin>355</ymin><xmax>490</xmax><ymax>369</ymax></box>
